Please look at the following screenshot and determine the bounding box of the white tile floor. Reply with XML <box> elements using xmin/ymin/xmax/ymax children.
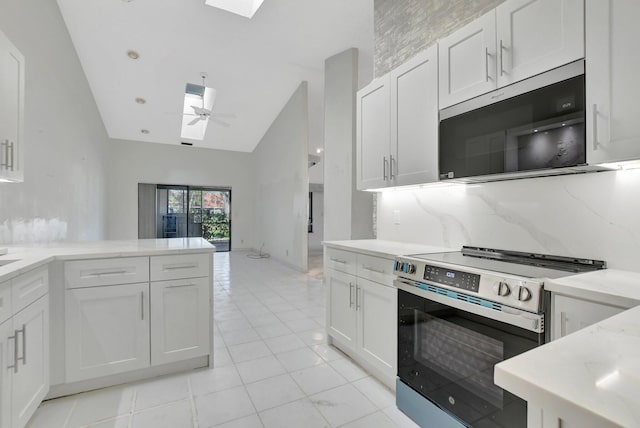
<box><xmin>28</xmin><ymin>251</ymin><xmax>419</xmax><ymax>428</ymax></box>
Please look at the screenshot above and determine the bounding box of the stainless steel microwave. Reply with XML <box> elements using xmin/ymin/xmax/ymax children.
<box><xmin>439</xmin><ymin>61</ymin><xmax>605</xmax><ymax>182</ymax></box>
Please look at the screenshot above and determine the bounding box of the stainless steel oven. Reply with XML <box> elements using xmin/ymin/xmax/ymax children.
<box><xmin>393</xmin><ymin>247</ymin><xmax>605</xmax><ymax>428</ymax></box>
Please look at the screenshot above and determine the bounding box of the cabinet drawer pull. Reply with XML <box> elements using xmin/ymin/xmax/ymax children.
<box><xmin>166</xmin><ymin>283</ymin><xmax>196</xmax><ymax>289</ymax></box>
<box><xmin>389</xmin><ymin>155</ymin><xmax>395</xmax><ymax>180</ymax></box>
<box><xmin>141</xmin><ymin>291</ymin><xmax>144</xmax><ymax>321</ymax></box>
<box><xmin>163</xmin><ymin>264</ymin><xmax>198</xmax><ymax>270</ymax></box>
<box><xmin>329</xmin><ymin>257</ymin><xmax>347</xmax><ymax>264</ymax></box>
<box><xmin>0</xmin><ymin>140</ymin><xmax>8</xmax><ymax>170</ymax></box>
<box><xmin>88</xmin><ymin>270</ymin><xmax>128</xmax><ymax>277</ymax></box>
<box><xmin>383</xmin><ymin>156</ymin><xmax>388</xmax><ymax>181</ymax></box>
<box><xmin>7</xmin><ymin>334</ymin><xmax>18</xmax><ymax>373</ymax></box>
<box><xmin>17</xmin><ymin>324</ymin><xmax>26</xmax><ymax>366</ymax></box>
<box><xmin>362</xmin><ymin>265</ymin><xmax>385</xmax><ymax>274</ymax></box>
<box><xmin>7</xmin><ymin>141</ymin><xmax>14</xmax><ymax>171</ymax></box>
<box><xmin>355</xmin><ymin>285</ymin><xmax>361</xmax><ymax>310</ymax></box>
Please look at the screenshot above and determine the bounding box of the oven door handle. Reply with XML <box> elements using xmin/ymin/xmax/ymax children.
<box><xmin>396</xmin><ymin>280</ymin><xmax>544</xmax><ymax>333</ymax></box>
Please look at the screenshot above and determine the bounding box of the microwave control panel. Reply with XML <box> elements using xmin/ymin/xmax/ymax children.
<box><xmin>423</xmin><ymin>264</ymin><xmax>480</xmax><ymax>293</ymax></box>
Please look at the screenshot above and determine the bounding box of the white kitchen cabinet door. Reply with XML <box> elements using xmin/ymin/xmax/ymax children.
<box><xmin>11</xmin><ymin>295</ymin><xmax>49</xmax><ymax>428</ymax></box>
<box><xmin>356</xmin><ymin>278</ymin><xmax>397</xmax><ymax>382</ymax></box>
<box><xmin>586</xmin><ymin>0</ymin><xmax>640</xmax><ymax>164</ymax></box>
<box><xmin>390</xmin><ymin>45</ymin><xmax>439</xmax><ymax>186</ymax></box>
<box><xmin>326</xmin><ymin>269</ymin><xmax>357</xmax><ymax>352</ymax></box>
<box><xmin>552</xmin><ymin>294</ymin><xmax>623</xmax><ymax>341</ymax></box>
<box><xmin>496</xmin><ymin>0</ymin><xmax>584</xmax><ymax>87</ymax></box>
<box><xmin>356</xmin><ymin>75</ymin><xmax>390</xmax><ymax>190</ymax></box>
<box><xmin>0</xmin><ymin>319</ymin><xmax>12</xmax><ymax>428</ymax></box>
<box><xmin>150</xmin><ymin>278</ymin><xmax>210</xmax><ymax>366</ymax></box>
<box><xmin>0</xmin><ymin>29</ymin><xmax>25</xmax><ymax>183</ymax></box>
<box><xmin>65</xmin><ymin>283</ymin><xmax>150</xmax><ymax>382</ymax></box>
<box><xmin>438</xmin><ymin>10</ymin><xmax>497</xmax><ymax>108</ymax></box>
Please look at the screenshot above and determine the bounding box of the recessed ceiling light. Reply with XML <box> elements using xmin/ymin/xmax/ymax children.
<box><xmin>140</xmin><ymin>129</ymin><xmax>150</xmax><ymax>134</ymax></box>
<box><xmin>135</xmin><ymin>97</ymin><xmax>146</xmax><ymax>104</ymax></box>
<box><xmin>127</xmin><ymin>50</ymin><xmax>140</xmax><ymax>60</ymax></box>
<box><xmin>533</xmin><ymin>129</ymin><xmax>538</xmax><ymax>133</ymax></box>
<box><xmin>205</xmin><ymin>0</ymin><xmax>265</xmax><ymax>18</ymax></box>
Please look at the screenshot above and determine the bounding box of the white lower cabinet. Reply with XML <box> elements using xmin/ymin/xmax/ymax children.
<box><xmin>327</xmin><ymin>269</ymin><xmax>357</xmax><ymax>352</ymax></box>
<box><xmin>0</xmin><ymin>318</ymin><xmax>12</xmax><ymax>428</ymax></box>
<box><xmin>65</xmin><ymin>283</ymin><xmax>150</xmax><ymax>382</ymax></box>
<box><xmin>11</xmin><ymin>295</ymin><xmax>49</xmax><ymax>428</ymax></box>
<box><xmin>326</xmin><ymin>248</ymin><xmax>397</xmax><ymax>389</ymax></box>
<box><xmin>551</xmin><ymin>294</ymin><xmax>625</xmax><ymax>341</ymax></box>
<box><xmin>357</xmin><ymin>277</ymin><xmax>397</xmax><ymax>378</ymax></box>
<box><xmin>150</xmin><ymin>278</ymin><xmax>210</xmax><ymax>365</ymax></box>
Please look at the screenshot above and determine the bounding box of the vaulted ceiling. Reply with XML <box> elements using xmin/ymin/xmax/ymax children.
<box><xmin>56</xmin><ymin>0</ymin><xmax>374</xmax><ymax>153</ymax></box>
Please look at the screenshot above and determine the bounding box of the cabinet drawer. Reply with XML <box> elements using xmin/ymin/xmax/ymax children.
<box><xmin>356</xmin><ymin>254</ymin><xmax>394</xmax><ymax>285</ymax></box>
<box><xmin>0</xmin><ymin>281</ymin><xmax>10</xmax><ymax>324</ymax></box>
<box><xmin>325</xmin><ymin>248</ymin><xmax>357</xmax><ymax>275</ymax></box>
<box><xmin>12</xmin><ymin>266</ymin><xmax>48</xmax><ymax>313</ymax></box>
<box><xmin>150</xmin><ymin>253</ymin><xmax>210</xmax><ymax>281</ymax></box>
<box><xmin>65</xmin><ymin>257</ymin><xmax>150</xmax><ymax>289</ymax></box>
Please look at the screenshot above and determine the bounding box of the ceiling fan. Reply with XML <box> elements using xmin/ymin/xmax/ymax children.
<box><xmin>184</xmin><ymin>74</ymin><xmax>235</xmax><ymax>128</ymax></box>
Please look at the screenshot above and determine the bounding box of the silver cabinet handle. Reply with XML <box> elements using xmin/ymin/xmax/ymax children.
<box><xmin>383</xmin><ymin>156</ymin><xmax>388</xmax><ymax>180</ymax></box>
<box><xmin>349</xmin><ymin>282</ymin><xmax>354</xmax><ymax>308</ymax></box>
<box><xmin>592</xmin><ymin>104</ymin><xmax>599</xmax><ymax>150</ymax></box>
<box><xmin>499</xmin><ymin>39</ymin><xmax>505</xmax><ymax>76</ymax></box>
<box><xmin>485</xmin><ymin>47</ymin><xmax>490</xmax><ymax>82</ymax></box>
<box><xmin>17</xmin><ymin>324</ymin><xmax>26</xmax><ymax>366</ymax></box>
<box><xmin>88</xmin><ymin>270</ymin><xmax>128</xmax><ymax>277</ymax></box>
<box><xmin>7</xmin><ymin>333</ymin><xmax>17</xmax><ymax>373</ymax></box>
<box><xmin>7</xmin><ymin>141</ymin><xmax>14</xmax><ymax>171</ymax></box>
<box><xmin>389</xmin><ymin>155</ymin><xmax>395</xmax><ymax>180</ymax></box>
<box><xmin>355</xmin><ymin>285</ymin><xmax>361</xmax><ymax>310</ymax></box>
<box><xmin>141</xmin><ymin>291</ymin><xmax>144</xmax><ymax>321</ymax></box>
<box><xmin>164</xmin><ymin>264</ymin><xmax>197</xmax><ymax>270</ymax></box>
<box><xmin>560</xmin><ymin>311</ymin><xmax>567</xmax><ymax>337</ymax></box>
<box><xmin>0</xmin><ymin>140</ymin><xmax>8</xmax><ymax>170</ymax></box>
<box><xmin>329</xmin><ymin>257</ymin><xmax>347</xmax><ymax>264</ymax></box>
<box><xmin>166</xmin><ymin>283</ymin><xmax>196</xmax><ymax>289</ymax></box>
<box><xmin>362</xmin><ymin>265</ymin><xmax>385</xmax><ymax>274</ymax></box>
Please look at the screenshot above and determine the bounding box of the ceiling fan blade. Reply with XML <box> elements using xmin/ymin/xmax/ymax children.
<box><xmin>210</xmin><ymin>113</ymin><xmax>237</xmax><ymax>119</ymax></box>
<box><xmin>187</xmin><ymin>116</ymin><xmax>202</xmax><ymax>126</ymax></box>
<box><xmin>209</xmin><ymin>117</ymin><xmax>231</xmax><ymax>128</ymax></box>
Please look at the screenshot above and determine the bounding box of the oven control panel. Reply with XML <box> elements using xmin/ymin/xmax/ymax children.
<box><xmin>423</xmin><ymin>264</ymin><xmax>480</xmax><ymax>293</ymax></box>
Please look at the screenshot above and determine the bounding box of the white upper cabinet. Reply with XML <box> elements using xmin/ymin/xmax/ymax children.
<box><xmin>357</xmin><ymin>46</ymin><xmax>439</xmax><ymax>190</ymax></box>
<box><xmin>439</xmin><ymin>0</ymin><xmax>584</xmax><ymax>109</ymax></box>
<box><xmin>439</xmin><ymin>11</ymin><xmax>497</xmax><ymax>108</ymax></box>
<box><xmin>586</xmin><ymin>0</ymin><xmax>640</xmax><ymax>164</ymax></box>
<box><xmin>390</xmin><ymin>45</ymin><xmax>439</xmax><ymax>186</ymax></box>
<box><xmin>0</xmin><ymin>29</ymin><xmax>25</xmax><ymax>183</ymax></box>
<box><xmin>496</xmin><ymin>0</ymin><xmax>584</xmax><ymax>87</ymax></box>
<box><xmin>356</xmin><ymin>75</ymin><xmax>390</xmax><ymax>190</ymax></box>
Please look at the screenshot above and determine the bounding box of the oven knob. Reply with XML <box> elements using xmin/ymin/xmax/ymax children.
<box><xmin>407</xmin><ymin>263</ymin><xmax>416</xmax><ymax>274</ymax></box>
<box><xmin>493</xmin><ymin>281</ymin><xmax>510</xmax><ymax>296</ymax></box>
<box><xmin>515</xmin><ymin>286</ymin><xmax>532</xmax><ymax>302</ymax></box>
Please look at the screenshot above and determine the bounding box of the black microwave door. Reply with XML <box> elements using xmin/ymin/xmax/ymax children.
<box><xmin>439</xmin><ymin>75</ymin><xmax>586</xmax><ymax>180</ymax></box>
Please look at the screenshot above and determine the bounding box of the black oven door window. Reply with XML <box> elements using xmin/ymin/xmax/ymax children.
<box><xmin>398</xmin><ymin>289</ymin><xmax>543</xmax><ymax>428</ymax></box>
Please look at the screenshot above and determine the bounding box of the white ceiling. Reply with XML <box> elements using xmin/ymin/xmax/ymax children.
<box><xmin>56</xmin><ymin>0</ymin><xmax>374</xmax><ymax>153</ymax></box>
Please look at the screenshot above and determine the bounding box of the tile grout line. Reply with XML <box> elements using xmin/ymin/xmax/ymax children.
<box><xmin>187</xmin><ymin>375</ymin><xmax>200</xmax><ymax>428</ymax></box>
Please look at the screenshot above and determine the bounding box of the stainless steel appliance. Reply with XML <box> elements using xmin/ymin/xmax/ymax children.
<box><xmin>394</xmin><ymin>246</ymin><xmax>605</xmax><ymax>428</ymax></box>
<box><xmin>439</xmin><ymin>60</ymin><xmax>608</xmax><ymax>183</ymax></box>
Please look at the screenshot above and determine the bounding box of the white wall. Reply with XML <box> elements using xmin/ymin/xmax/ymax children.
<box><xmin>324</xmin><ymin>48</ymin><xmax>374</xmax><ymax>241</ymax></box>
<box><xmin>0</xmin><ymin>0</ymin><xmax>109</xmax><ymax>243</ymax></box>
<box><xmin>252</xmin><ymin>83</ymin><xmax>309</xmax><ymax>271</ymax></box>
<box><xmin>377</xmin><ymin>170</ymin><xmax>640</xmax><ymax>271</ymax></box>
<box><xmin>107</xmin><ymin>139</ymin><xmax>255</xmax><ymax>249</ymax></box>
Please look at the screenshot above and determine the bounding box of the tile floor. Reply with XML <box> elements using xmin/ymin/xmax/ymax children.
<box><xmin>27</xmin><ymin>251</ymin><xmax>419</xmax><ymax>428</ymax></box>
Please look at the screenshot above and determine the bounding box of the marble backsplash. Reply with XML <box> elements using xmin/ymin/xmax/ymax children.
<box><xmin>376</xmin><ymin>169</ymin><xmax>640</xmax><ymax>272</ymax></box>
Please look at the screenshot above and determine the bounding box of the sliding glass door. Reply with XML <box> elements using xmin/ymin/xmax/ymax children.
<box><xmin>152</xmin><ymin>185</ymin><xmax>231</xmax><ymax>252</ymax></box>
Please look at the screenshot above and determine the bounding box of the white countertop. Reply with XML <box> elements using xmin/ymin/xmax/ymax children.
<box><xmin>0</xmin><ymin>238</ymin><xmax>215</xmax><ymax>283</ymax></box>
<box><xmin>546</xmin><ymin>269</ymin><xmax>640</xmax><ymax>309</ymax></box>
<box><xmin>323</xmin><ymin>239</ymin><xmax>454</xmax><ymax>259</ymax></box>
<box><xmin>495</xmin><ymin>268</ymin><xmax>640</xmax><ymax>427</ymax></box>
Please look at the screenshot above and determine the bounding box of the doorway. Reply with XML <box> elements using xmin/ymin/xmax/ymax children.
<box><xmin>139</xmin><ymin>184</ymin><xmax>231</xmax><ymax>252</ymax></box>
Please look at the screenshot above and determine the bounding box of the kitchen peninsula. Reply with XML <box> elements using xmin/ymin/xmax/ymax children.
<box><xmin>0</xmin><ymin>238</ymin><xmax>214</xmax><ymax>428</ymax></box>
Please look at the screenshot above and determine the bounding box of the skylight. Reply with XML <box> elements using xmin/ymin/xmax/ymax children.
<box><xmin>204</xmin><ymin>0</ymin><xmax>265</xmax><ymax>18</ymax></box>
<box><xmin>180</xmin><ymin>85</ymin><xmax>216</xmax><ymax>141</ymax></box>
